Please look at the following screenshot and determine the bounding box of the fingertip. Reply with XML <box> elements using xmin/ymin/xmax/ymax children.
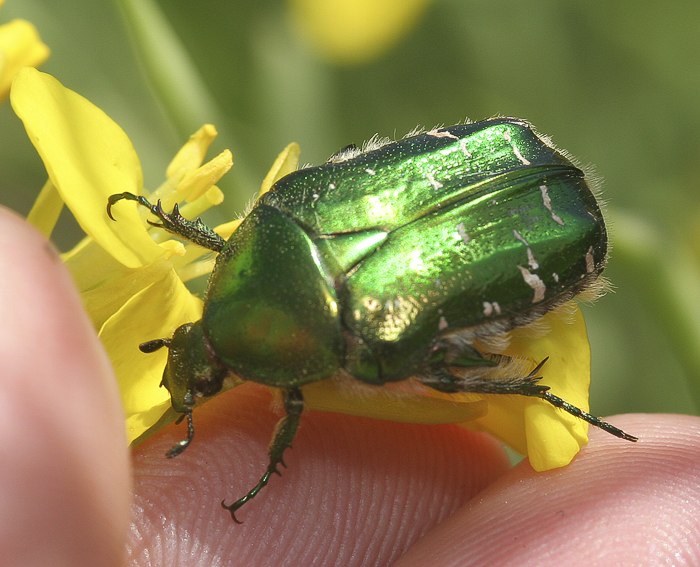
<box><xmin>396</xmin><ymin>413</ymin><xmax>700</xmax><ymax>566</ymax></box>
<box><xmin>0</xmin><ymin>207</ymin><xmax>130</xmax><ymax>566</ymax></box>
<box><xmin>129</xmin><ymin>383</ymin><xmax>511</xmax><ymax>565</ymax></box>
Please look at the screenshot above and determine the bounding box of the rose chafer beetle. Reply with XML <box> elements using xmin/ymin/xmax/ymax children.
<box><xmin>108</xmin><ymin>118</ymin><xmax>637</xmax><ymax>522</ymax></box>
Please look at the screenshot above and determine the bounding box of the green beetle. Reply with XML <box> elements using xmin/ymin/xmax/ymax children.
<box><xmin>108</xmin><ymin>118</ymin><xmax>636</xmax><ymax>522</ymax></box>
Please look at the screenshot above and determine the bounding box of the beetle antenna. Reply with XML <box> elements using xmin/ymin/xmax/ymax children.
<box><xmin>139</xmin><ymin>338</ymin><xmax>171</xmax><ymax>353</ymax></box>
<box><xmin>166</xmin><ymin>410</ymin><xmax>195</xmax><ymax>458</ymax></box>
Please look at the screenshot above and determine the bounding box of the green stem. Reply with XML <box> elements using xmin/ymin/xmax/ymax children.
<box><xmin>113</xmin><ymin>0</ymin><xmax>256</xmax><ymax>209</ymax></box>
<box><xmin>611</xmin><ymin>209</ymin><xmax>700</xmax><ymax>409</ymax></box>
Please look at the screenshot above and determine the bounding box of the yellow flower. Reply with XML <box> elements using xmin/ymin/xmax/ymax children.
<box><xmin>289</xmin><ymin>0</ymin><xmax>432</xmax><ymax>64</ymax></box>
<box><xmin>0</xmin><ymin>0</ymin><xmax>49</xmax><ymax>99</ymax></box>
<box><xmin>12</xmin><ymin>68</ymin><xmax>593</xmax><ymax>470</ymax></box>
<box><xmin>11</xmin><ymin>68</ymin><xmax>231</xmax><ymax>442</ymax></box>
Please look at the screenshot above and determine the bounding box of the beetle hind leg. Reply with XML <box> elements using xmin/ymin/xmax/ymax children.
<box><xmin>420</xmin><ymin>357</ymin><xmax>637</xmax><ymax>442</ymax></box>
<box><xmin>107</xmin><ymin>192</ymin><xmax>225</xmax><ymax>252</ymax></box>
<box><xmin>222</xmin><ymin>387</ymin><xmax>304</xmax><ymax>523</ymax></box>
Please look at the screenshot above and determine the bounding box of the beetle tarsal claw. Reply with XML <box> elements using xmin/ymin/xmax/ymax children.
<box><xmin>107</xmin><ymin>191</ymin><xmax>225</xmax><ymax>252</ymax></box>
<box><xmin>166</xmin><ymin>410</ymin><xmax>195</xmax><ymax>458</ymax></box>
<box><xmin>541</xmin><ymin>391</ymin><xmax>639</xmax><ymax>442</ymax></box>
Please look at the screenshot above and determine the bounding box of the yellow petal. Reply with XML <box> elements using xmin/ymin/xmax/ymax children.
<box><xmin>176</xmin><ymin>149</ymin><xmax>233</xmax><ymax>202</ymax></box>
<box><xmin>99</xmin><ymin>269</ymin><xmax>203</xmax><ymax>443</ymax></box>
<box><xmin>11</xmin><ymin>68</ymin><xmax>160</xmax><ymax>268</ymax></box>
<box><xmin>0</xmin><ymin>19</ymin><xmax>49</xmax><ymax>97</ymax></box>
<box><xmin>26</xmin><ymin>179</ymin><xmax>62</xmax><ymax>238</ymax></box>
<box><xmin>165</xmin><ymin>124</ymin><xmax>218</xmax><ymax>183</ymax></box>
<box><xmin>303</xmin><ymin>378</ymin><xmax>486</xmax><ymax>424</ymax></box>
<box><xmin>213</xmin><ymin>219</ymin><xmax>242</xmax><ymax>241</ymax></box>
<box><xmin>258</xmin><ymin>142</ymin><xmax>300</xmax><ymax>197</ymax></box>
<box><xmin>472</xmin><ymin>303</ymin><xmax>591</xmax><ymax>470</ymax></box>
<box><xmin>289</xmin><ymin>0</ymin><xmax>431</xmax><ymax>64</ymax></box>
<box><xmin>64</xmin><ymin>239</ymin><xmax>177</xmax><ymax>331</ymax></box>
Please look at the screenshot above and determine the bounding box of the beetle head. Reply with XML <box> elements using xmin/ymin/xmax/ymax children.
<box><xmin>140</xmin><ymin>321</ymin><xmax>227</xmax><ymax>457</ymax></box>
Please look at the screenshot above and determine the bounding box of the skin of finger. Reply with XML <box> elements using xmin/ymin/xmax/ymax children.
<box><xmin>128</xmin><ymin>383</ymin><xmax>511</xmax><ymax>566</ymax></box>
<box><xmin>0</xmin><ymin>208</ymin><xmax>131</xmax><ymax>566</ymax></box>
<box><xmin>394</xmin><ymin>413</ymin><xmax>700</xmax><ymax>567</ymax></box>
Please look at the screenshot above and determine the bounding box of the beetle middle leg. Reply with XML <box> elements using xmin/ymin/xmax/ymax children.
<box><xmin>107</xmin><ymin>192</ymin><xmax>225</xmax><ymax>252</ymax></box>
<box><xmin>420</xmin><ymin>358</ymin><xmax>637</xmax><ymax>442</ymax></box>
<box><xmin>222</xmin><ymin>387</ymin><xmax>304</xmax><ymax>523</ymax></box>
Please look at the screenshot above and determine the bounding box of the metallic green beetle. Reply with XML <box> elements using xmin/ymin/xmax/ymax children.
<box><xmin>108</xmin><ymin>118</ymin><xmax>636</xmax><ymax>522</ymax></box>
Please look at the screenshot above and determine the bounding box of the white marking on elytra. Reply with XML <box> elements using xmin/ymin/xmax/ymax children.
<box><xmin>438</xmin><ymin>315</ymin><xmax>449</xmax><ymax>330</ymax></box>
<box><xmin>540</xmin><ymin>185</ymin><xmax>565</xmax><ymax>225</ymax></box>
<box><xmin>552</xmin><ymin>272</ymin><xmax>560</xmax><ymax>283</ymax></box>
<box><xmin>328</xmin><ymin>182</ymin><xmax>336</xmax><ymax>190</ymax></box>
<box><xmin>513</xmin><ymin>229</ymin><xmax>539</xmax><ymax>270</ymax></box>
<box><xmin>518</xmin><ymin>265</ymin><xmax>546</xmax><ymax>303</ymax></box>
<box><xmin>408</xmin><ymin>249</ymin><xmax>427</xmax><ymax>273</ymax></box>
<box><xmin>365</xmin><ymin>168</ymin><xmax>376</xmax><ymax>176</ymax></box>
<box><xmin>458</xmin><ymin>139</ymin><xmax>472</xmax><ymax>158</ymax></box>
<box><xmin>456</xmin><ymin>222</ymin><xmax>471</xmax><ymax>245</ymax></box>
<box><xmin>482</xmin><ymin>301</ymin><xmax>502</xmax><ymax>317</ymax></box>
<box><xmin>426</xmin><ymin>172</ymin><xmax>443</xmax><ymax>190</ymax></box>
<box><xmin>504</xmin><ymin>129</ymin><xmax>531</xmax><ymax>166</ymax></box>
<box><xmin>585</xmin><ymin>246</ymin><xmax>596</xmax><ymax>273</ymax></box>
<box><xmin>427</xmin><ymin>128</ymin><xmax>458</xmax><ymax>140</ymax></box>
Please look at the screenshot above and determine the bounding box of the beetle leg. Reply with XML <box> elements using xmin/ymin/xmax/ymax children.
<box><xmin>420</xmin><ymin>358</ymin><xmax>638</xmax><ymax>442</ymax></box>
<box><xmin>222</xmin><ymin>387</ymin><xmax>304</xmax><ymax>523</ymax></box>
<box><xmin>107</xmin><ymin>191</ymin><xmax>225</xmax><ymax>252</ymax></box>
<box><xmin>165</xmin><ymin>409</ymin><xmax>195</xmax><ymax>458</ymax></box>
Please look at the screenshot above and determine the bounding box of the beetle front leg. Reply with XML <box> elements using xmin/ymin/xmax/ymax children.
<box><xmin>420</xmin><ymin>358</ymin><xmax>637</xmax><ymax>442</ymax></box>
<box><xmin>222</xmin><ymin>387</ymin><xmax>304</xmax><ymax>523</ymax></box>
<box><xmin>107</xmin><ymin>192</ymin><xmax>225</xmax><ymax>252</ymax></box>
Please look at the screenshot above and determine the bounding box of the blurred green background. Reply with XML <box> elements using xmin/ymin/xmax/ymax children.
<box><xmin>1</xmin><ymin>0</ymin><xmax>699</xmax><ymax>419</ymax></box>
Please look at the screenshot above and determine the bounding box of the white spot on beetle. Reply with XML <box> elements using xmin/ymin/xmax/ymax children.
<box><xmin>365</xmin><ymin>168</ymin><xmax>376</xmax><ymax>175</ymax></box>
<box><xmin>328</xmin><ymin>183</ymin><xmax>336</xmax><ymax>190</ymax></box>
<box><xmin>504</xmin><ymin>129</ymin><xmax>531</xmax><ymax>166</ymax></box>
<box><xmin>483</xmin><ymin>301</ymin><xmax>502</xmax><ymax>317</ymax></box>
<box><xmin>427</xmin><ymin>128</ymin><xmax>458</xmax><ymax>140</ymax></box>
<box><xmin>438</xmin><ymin>315</ymin><xmax>449</xmax><ymax>330</ymax></box>
<box><xmin>513</xmin><ymin>229</ymin><xmax>527</xmax><ymax>245</ymax></box>
<box><xmin>540</xmin><ymin>185</ymin><xmax>565</xmax><ymax>225</ymax></box>
<box><xmin>459</xmin><ymin>139</ymin><xmax>472</xmax><ymax>158</ymax></box>
<box><xmin>552</xmin><ymin>272</ymin><xmax>560</xmax><ymax>283</ymax></box>
<box><xmin>426</xmin><ymin>172</ymin><xmax>443</xmax><ymax>190</ymax></box>
<box><xmin>585</xmin><ymin>246</ymin><xmax>596</xmax><ymax>273</ymax></box>
<box><xmin>408</xmin><ymin>249</ymin><xmax>427</xmax><ymax>273</ymax></box>
<box><xmin>518</xmin><ymin>266</ymin><xmax>546</xmax><ymax>303</ymax></box>
<box><xmin>526</xmin><ymin>249</ymin><xmax>538</xmax><ymax>271</ymax></box>
<box><xmin>513</xmin><ymin>229</ymin><xmax>539</xmax><ymax>270</ymax></box>
<box><xmin>456</xmin><ymin>222</ymin><xmax>471</xmax><ymax>245</ymax></box>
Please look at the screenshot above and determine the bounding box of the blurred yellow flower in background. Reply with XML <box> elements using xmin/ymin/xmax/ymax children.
<box><xmin>0</xmin><ymin>0</ymin><xmax>49</xmax><ymax>99</ymax></box>
<box><xmin>289</xmin><ymin>0</ymin><xmax>432</xmax><ymax>64</ymax></box>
